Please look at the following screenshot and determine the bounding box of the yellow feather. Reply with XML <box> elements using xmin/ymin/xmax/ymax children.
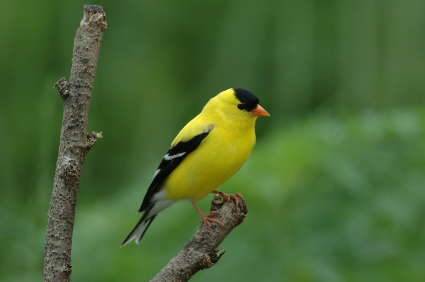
<box><xmin>163</xmin><ymin>88</ymin><xmax>257</xmax><ymax>201</ymax></box>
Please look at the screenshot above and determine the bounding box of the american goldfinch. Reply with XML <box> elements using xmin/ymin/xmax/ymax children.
<box><xmin>121</xmin><ymin>88</ymin><xmax>269</xmax><ymax>246</ymax></box>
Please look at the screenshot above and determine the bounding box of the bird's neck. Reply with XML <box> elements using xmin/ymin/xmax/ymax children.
<box><xmin>201</xmin><ymin>105</ymin><xmax>257</xmax><ymax>133</ymax></box>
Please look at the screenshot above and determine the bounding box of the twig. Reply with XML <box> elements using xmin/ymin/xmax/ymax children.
<box><xmin>150</xmin><ymin>195</ymin><xmax>248</xmax><ymax>282</ymax></box>
<box><xmin>43</xmin><ymin>5</ymin><xmax>106</xmax><ymax>282</ymax></box>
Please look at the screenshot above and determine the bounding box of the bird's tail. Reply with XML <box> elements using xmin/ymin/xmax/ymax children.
<box><xmin>121</xmin><ymin>198</ymin><xmax>176</xmax><ymax>247</ymax></box>
<box><xmin>121</xmin><ymin>211</ymin><xmax>157</xmax><ymax>247</ymax></box>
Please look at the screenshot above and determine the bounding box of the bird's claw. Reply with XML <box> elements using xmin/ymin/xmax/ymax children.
<box><xmin>213</xmin><ymin>190</ymin><xmax>242</xmax><ymax>207</ymax></box>
<box><xmin>200</xmin><ymin>211</ymin><xmax>225</xmax><ymax>227</ymax></box>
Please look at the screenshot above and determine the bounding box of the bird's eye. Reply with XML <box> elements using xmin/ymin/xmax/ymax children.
<box><xmin>237</xmin><ymin>104</ymin><xmax>245</xmax><ymax>110</ymax></box>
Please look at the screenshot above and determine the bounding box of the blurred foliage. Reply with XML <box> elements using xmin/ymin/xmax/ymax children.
<box><xmin>0</xmin><ymin>1</ymin><xmax>424</xmax><ymax>281</ymax></box>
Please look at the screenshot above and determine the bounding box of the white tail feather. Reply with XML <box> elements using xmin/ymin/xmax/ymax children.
<box><xmin>121</xmin><ymin>198</ymin><xmax>176</xmax><ymax>247</ymax></box>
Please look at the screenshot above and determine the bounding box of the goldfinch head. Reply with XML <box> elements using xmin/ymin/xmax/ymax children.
<box><xmin>201</xmin><ymin>88</ymin><xmax>269</xmax><ymax>131</ymax></box>
<box><xmin>205</xmin><ymin>88</ymin><xmax>269</xmax><ymax>117</ymax></box>
<box><xmin>233</xmin><ymin>88</ymin><xmax>269</xmax><ymax>117</ymax></box>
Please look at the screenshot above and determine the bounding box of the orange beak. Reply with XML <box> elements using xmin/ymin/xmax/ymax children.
<box><xmin>251</xmin><ymin>104</ymin><xmax>270</xmax><ymax>117</ymax></box>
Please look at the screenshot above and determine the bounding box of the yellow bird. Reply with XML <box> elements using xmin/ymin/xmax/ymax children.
<box><xmin>121</xmin><ymin>88</ymin><xmax>269</xmax><ymax>246</ymax></box>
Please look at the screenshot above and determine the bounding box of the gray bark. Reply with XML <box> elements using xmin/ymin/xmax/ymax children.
<box><xmin>150</xmin><ymin>195</ymin><xmax>248</xmax><ymax>282</ymax></box>
<box><xmin>43</xmin><ymin>5</ymin><xmax>106</xmax><ymax>282</ymax></box>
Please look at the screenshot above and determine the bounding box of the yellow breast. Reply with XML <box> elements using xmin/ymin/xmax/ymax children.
<box><xmin>162</xmin><ymin>125</ymin><xmax>255</xmax><ymax>201</ymax></box>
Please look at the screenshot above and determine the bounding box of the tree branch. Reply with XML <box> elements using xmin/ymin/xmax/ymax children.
<box><xmin>43</xmin><ymin>5</ymin><xmax>106</xmax><ymax>282</ymax></box>
<box><xmin>150</xmin><ymin>194</ymin><xmax>248</xmax><ymax>282</ymax></box>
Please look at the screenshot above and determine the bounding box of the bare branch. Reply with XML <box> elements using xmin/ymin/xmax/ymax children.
<box><xmin>43</xmin><ymin>5</ymin><xmax>106</xmax><ymax>282</ymax></box>
<box><xmin>150</xmin><ymin>195</ymin><xmax>248</xmax><ymax>282</ymax></box>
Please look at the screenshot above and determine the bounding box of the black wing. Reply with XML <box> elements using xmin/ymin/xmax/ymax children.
<box><xmin>138</xmin><ymin>125</ymin><xmax>214</xmax><ymax>212</ymax></box>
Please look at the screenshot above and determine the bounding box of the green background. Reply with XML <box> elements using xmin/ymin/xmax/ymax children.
<box><xmin>1</xmin><ymin>1</ymin><xmax>425</xmax><ymax>281</ymax></box>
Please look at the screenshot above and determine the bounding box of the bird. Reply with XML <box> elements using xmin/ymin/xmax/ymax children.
<box><xmin>121</xmin><ymin>88</ymin><xmax>269</xmax><ymax>247</ymax></box>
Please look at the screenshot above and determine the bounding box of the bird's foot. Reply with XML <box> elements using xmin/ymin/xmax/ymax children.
<box><xmin>199</xmin><ymin>211</ymin><xmax>225</xmax><ymax>228</ymax></box>
<box><xmin>212</xmin><ymin>190</ymin><xmax>242</xmax><ymax>207</ymax></box>
<box><xmin>192</xmin><ymin>201</ymin><xmax>225</xmax><ymax>228</ymax></box>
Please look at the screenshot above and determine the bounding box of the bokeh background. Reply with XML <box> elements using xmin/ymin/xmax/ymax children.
<box><xmin>1</xmin><ymin>1</ymin><xmax>425</xmax><ymax>281</ymax></box>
